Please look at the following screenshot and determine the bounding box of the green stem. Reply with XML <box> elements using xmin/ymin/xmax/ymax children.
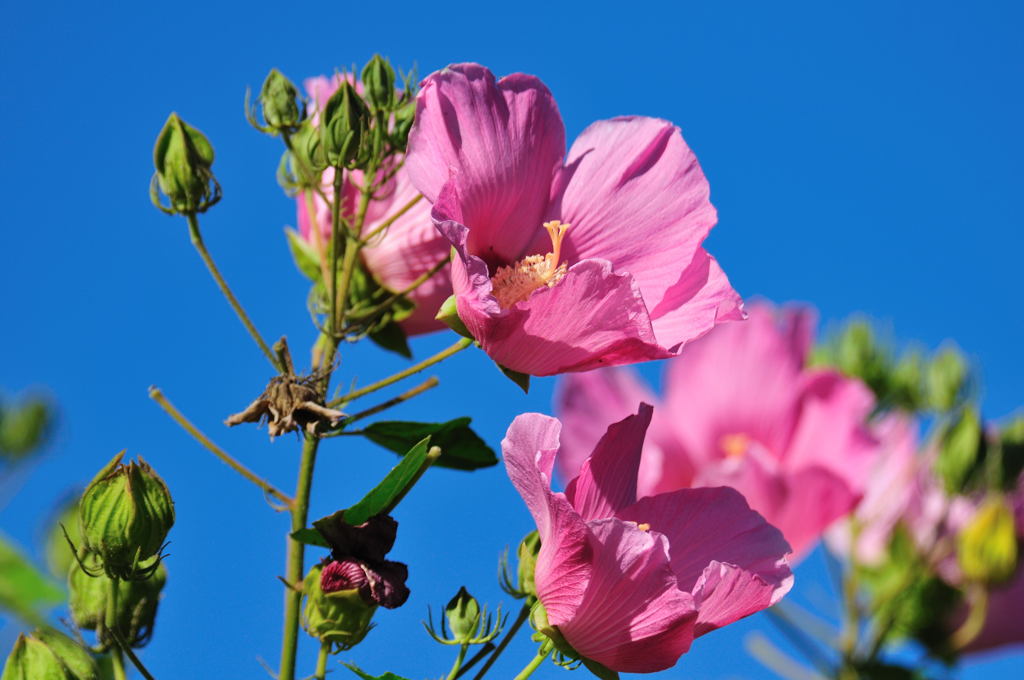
<box><xmin>148</xmin><ymin>387</ymin><xmax>294</xmax><ymax>507</ymax></box>
<box><xmin>329</xmin><ymin>338</ymin><xmax>473</xmax><ymax>407</ymax></box>
<box><xmin>360</xmin><ymin>193</ymin><xmax>423</xmax><ymax>243</ymax></box>
<box><xmin>951</xmin><ymin>584</ymin><xmax>989</xmax><ymax>650</ymax></box>
<box><xmin>325</xmin><ymin>377</ymin><xmax>439</xmax><ymax>436</ymax></box>
<box><xmin>765</xmin><ymin>608</ymin><xmax>835</xmax><ymax>677</ymax></box>
<box><xmin>111</xmin><ymin>649</ymin><xmax>128</xmax><ymax>680</ymax></box>
<box><xmin>328</xmin><ymin>170</ymin><xmax>345</xmax><ymax>341</ymax></box>
<box><xmin>314</xmin><ymin>641</ymin><xmax>330</xmax><ymax>680</ymax></box>
<box><xmin>343</xmin><ymin>258</ymin><xmax>447</xmax><ymax>327</ymax></box>
<box><xmin>278</xmin><ymin>434</ymin><xmax>321</xmax><ymax>680</ymax></box>
<box><xmin>446</xmin><ymin>644</ymin><xmax>469</xmax><ymax>680</ymax></box>
<box><xmin>472</xmin><ymin>604</ymin><xmax>530</xmax><ymax>680</ymax></box>
<box><xmin>456</xmin><ymin>644</ymin><xmax>495</xmax><ymax>679</ymax></box>
<box><xmin>512</xmin><ymin>648</ymin><xmax>550</xmax><ymax>680</ymax></box>
<box><xmin>186</xmin><ymin>213</ymin><xmax>280</xmax><ymax>371</ymax></box>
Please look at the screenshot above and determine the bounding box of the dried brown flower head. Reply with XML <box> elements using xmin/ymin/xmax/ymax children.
<box><xmin>225</xmin><ymin>374</ymin><xmax>344</xmax><ymax>438</ymax></box>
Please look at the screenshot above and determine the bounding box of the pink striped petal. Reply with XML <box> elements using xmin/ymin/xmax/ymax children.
<box><xmin>558</xmin><ymin>519</ymin><xmax>697</xmax><ymax>673</ymax></box>
<box><xmin>406</xmin><ymin>63</ymin><xmax>565</xmax><ymax>264</ymax></box>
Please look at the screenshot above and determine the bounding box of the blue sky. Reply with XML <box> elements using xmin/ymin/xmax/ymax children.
<box><xmin>1</xmin><ymin>1</ymin><xmax>1021</xmax><ymax>678</ymax></box>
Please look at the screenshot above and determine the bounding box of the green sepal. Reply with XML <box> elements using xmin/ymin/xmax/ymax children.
<box><xmin>935</xmin><ymin>407</ymin><xmax>984</xmax><ymax>493</ymax></box>
<box><xmin>361</xmin><ymin>419</ymin><xmax>496</xmax><ymax>470</ymax></box>
<box><xmin>435</xmin><ymin>295</ymin><xmax>472</xmax><ymax>339</ymax></box>
<box><xmin>582</xmin><ymin>658</ymin><xmax>620</xmax><ymax>680</ymax></box>
<box><xmin>285</xmin><ymin>228</ymin><xmax>322</xmax><ymax>282</ymax></box>
<box><xmin>497</xmin><ymin>364</ymin><xmax>530</xmax><ymax>393</ymax></box>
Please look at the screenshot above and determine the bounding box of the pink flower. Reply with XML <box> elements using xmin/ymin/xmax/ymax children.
<box><xmin>503</xmin><ymin>404</ymin><xmax>792</xmax><ymax>672</ymax></box>
<box><xmin>556</xmin><ymin>302</ymin><xmax>880</xmax><ymax>559</ymax></box>
<box><xmin>405</xmin><ymin>63</ymin><xmax>743</xmax><ymax>375</ymax></box>
<box><xmin>296</xmin><ymin>75</ymin><xmax>451</xmax><ymax>335</ymax></box>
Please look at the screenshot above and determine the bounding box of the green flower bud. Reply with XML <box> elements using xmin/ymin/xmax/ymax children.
<box><xmin>69</xmin><ymin>554</ymin><xmax>166</xmax><ymax>648</ymax></box>
<box><xmin>445</xmin><ymin>587</ymin><xmax>480</xmax><ymax>642</ymax></box>
<box><xmin>0</xmin><ymin>397</ymin><xmax>52</xmax><ymax>460</ymax></box>
<box><xmin>287</xmin><ymin>120</ymin><xmax>328</xmax><ymax>177</ymax></box>
<box><xmin>391</xmin><ymin>99</ymin><xmax>416</xmax><ymax>150</ymax></box>
<box><xmin>1</xmin><ymin>629</ymin><xmax>97</xmax><ymax>680</ymax></box>
<box><xmin>321</xmin><ymin>81</ymin><xmax>369</xmax><ymax>167</ymax></box>
<box><xmin>302</xmin><ymin>563</ymin><xmax>376</xmax><ymax>652</ymax></box>
<box><xmin>150</xmin><ymin>113</ymin><xmax>221</xmax><ymax>215</ymax></box>
<box><xmin>361</xmin><ymin>55</ymin><xmax>396</xmax><ymax>112</ymax></box>
<box><xmin>935</xmin><ymin>408</ymin><xmax>984</xmax><ymax>494</ymax></box>
<box><xmin>516</xmin><ymin>530</ymin><xmax>541</xmax><ymax>601</ymax></box>
<box><xmin>958</xmin><ymin>495</ymin><xmax>1018</xmax><ymax>585</ymax></box>
<box><xmin>258</xmin><ymin>69</ymin><xmax>303</xmax><ymax>132</ymax></box>
<box><xmin>926</xmin><ymin>346</ymin><xmax>969</xmax><ymax>413</ymax></box>
<box><xmin>78</xmin><ymin>452</ymin><xmax>174</xmax><ymax>579</ymax></box>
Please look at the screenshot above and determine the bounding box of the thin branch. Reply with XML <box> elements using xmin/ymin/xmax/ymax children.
<box><xmin>148</xmin><ymin>387</ymin><xmax>294</xmax><ymax>507</ymax></box>
<box><xmin>329</xmin><ymin>338</ymin><xmax>473</xmax><ymax>407</ymax></box>
<box><xmin>360</xmin><ymin>193</ymin><xmax>424</xmax><ymax>244</ymax></box>
<box><xmin>186</xmin><ymin>214</ymin><xmax>280</xmax><ymax>372</ymax></box>
<box><xmin>324</xmin><ymin>377</ymin><xmax>439</xmax><ymax>436</ymax></box>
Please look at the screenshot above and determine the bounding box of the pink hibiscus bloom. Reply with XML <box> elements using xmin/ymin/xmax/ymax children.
<box><xmin>503</xmin><ymin>404</ymin><xmax>792</xmax><ymax>672</ymax></box>
<box><xmin>296</xmin><ymin>75</ymin><xmax>451</xmax><ymax>335</ymax></box>
<box><xmin>556</xmin><ymin>302</ymin><xmax>881</xmax><ymax>559</ymax></box>
<box><xmin>405</xmin><ymin>63</ymin><xmax>743</xmax><ymax>375</ymax></box>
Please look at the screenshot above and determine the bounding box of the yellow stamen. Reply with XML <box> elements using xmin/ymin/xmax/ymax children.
<box><xmin>637</xmin><ymin>523</ymin><xmax>651</xmax><ymax>532</ymax></box>
<box><xmin>719</xmin><ymin>433</ymin><xmax>751</xmax><ymax>458</ymax></box>
<box><xmin>490</xmin><ymin>220</ymin><xmax>571</xmax><ymax>308</ymax></box>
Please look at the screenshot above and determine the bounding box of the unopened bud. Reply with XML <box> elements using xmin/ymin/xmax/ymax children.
<box><xmin>435</xmin><ymin>295</ymin><xmax>472</xmax><ymax>339</ymax></box>
<box><xmin>68</xmin><ymin>554</ymin><xmax>166</xmax><ymax>648</ymax></box>
<box><xmin>926</xmin><ymin>346</ymin><xmax>969</xmax><ymax>412</ymax></box>
<box><xmin>445</xmin><ymin>587</ymin><xmax>481</xmax><ymax>642</ymax></box>
<box><xmin>391</xmin><ymin>99</ymin><xmax>416</xmax><ymax>149</ymax></box>
<box><xmin>78</xmin><ymin>452</ymin><xmax>174</xmax><ymax>579</ymax></box>
<box><xmin>321</xmin><ymin>81</ymin><xmax>369</xmax><ymax>167</ymax></box>
<box><xmin>958</xmin><ymin>495</ymin><xmax>1018</xmax><ymax>585</ymax></box>
<box><xmin>150</xmin><ymin>113</ymin><xmax>221</xmax><ymax>215</ymax></box>
<box><xmin>518</xmin><ymin>531</ymin><xmax>541</xmax><ymax>601</ymax></box>
<box><xmin>935</xmin><ymin>408</ymin><xmax>984</xmax><ymax>494</ymax></box>
<box><xmin>361</xmin><ymin>55</ymin><xmax>396</xmax><ymax>111</ymax></box>
<box><xmin>0</xmin><ymin>398</ymin><xmax>51</xmax><ymax>460</ymax></box>
<box><xmin>258</xmin><ymin>69</ymin><xmax>303</xmax><ymax>132</ymax></box>
<box><xmin>1</xmin><ymin>629</ymin><xmax>97</xmax><ymax>680</ymax></box>
<box><xmin>302</xmin><ymin>562</ymin><xmax>376</xmax><ymax>651</ymax></box>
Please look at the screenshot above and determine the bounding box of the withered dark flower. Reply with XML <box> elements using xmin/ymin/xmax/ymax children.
<box><xmin>316</xmin><ymin>513</ymin><xmax>410</xmax><ymax>609</ymax></box>
<box><xmin>225</xmin><ymin>374</ymin><xmax>344</xmax><ymax>438</ymax></box>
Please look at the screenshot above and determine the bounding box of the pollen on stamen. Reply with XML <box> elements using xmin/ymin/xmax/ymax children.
<box><xmin>637</xmin><ymin>523</ymin><xmax>651</xmax><ymax>532</ymax></box>
<box><xmin>490</xmin><ymin>220</ymin><xmax>571</xmax><ymax>309</ymax></box>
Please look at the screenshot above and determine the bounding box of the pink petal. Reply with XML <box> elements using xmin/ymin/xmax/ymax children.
<box><xmin>690</xmin><ymin>560</ymin><xmax>792</xmax><ymax>637</ymax></box>
<box><xmin>661</xmin><ymin>304</ymin><xmax>811</xmax><ymax>470</ymax></box>
<box><xmin>564</xmin><ymin>405</ymin><xmax>652</xmax><ymax>520</ymax></box>
<box><xmin>782</xmin><ymin>369</ymin><xmax>879</xmax><ymax>489</ymax></box>
<box><xmin>645</xmin><ymin>248</ymin><xmax>745</xmax><ymax>353</ymax></box>
<box><xmin>543</xmin><ymin>117</ymin><xmax>738</xmax><ymax>349</ymax></box>
<box><xmin>618</xmin><ymin>487</ymin><xmax>791</xmax><ymax>604</ymax></box>
<box><xmin>406</xmin><ymin>63</ymin><xmax>565</xmax><ymax>264</ymax></box>
<box><xmin>501</xmin><ymin>413</ymin><xmax>592</xmax><ymax>624</ymax></box>
<box><xmin>554</xmin><ymin>369</ymin><xmax>659</xmax><ymax>484</ymax></box>
<box><xmin>439</xmin><ymin>215</ymin><xmax>672</xmax><ymax>375</ymax></box>
<box><xmin>360</xmin><ymin>165</ymin><xmax>451</xmax><ymax>334</ymax></box>
<box><xmin>559</xmin><ymin>519</ymin><xmax>697</xmax><ymax>673</ymax></box>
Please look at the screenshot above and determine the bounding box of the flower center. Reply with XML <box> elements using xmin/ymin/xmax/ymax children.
<box><xmin>719</xmin><ymin>433</ymin><xmax>751</xmax><ymax>458</ymax></box>
<box><xmin>490</xmin><ymin>221</ymin><xmax>570</xmax><ymax>309</ymax></box>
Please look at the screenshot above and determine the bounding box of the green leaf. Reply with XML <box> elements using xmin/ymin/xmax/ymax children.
<box><xmin>332</xmin><ymin>437</ymin><xmax>432</xmax><ymax>526</ymax></box>
<box><xmin>362</xmin><ymin>419</ymin><xmax>497</xmax><ymax>471</ymax></box>
<box><xmin>935</xmin><ymin>407</ymin><xmax>984</xmax><ymax>493</ymax></box>
<box><xmin>368</xmin><ymin>321</ymin><xmax>411</xmax><ymax>359</ymax></box>
<box><xmin>343</xmin><ymin>662</ymin><xmax>411</xmax><ymax>680</ymax></box>
<box><xmin>582</xmin><ymin>658</ymin><xmax>620</xmax><ymax>680</ymax></box>
<box><xmin>0</xmin><ymin>534</ymin><xmax>64</xmax><ymax>625</ymax></box>
<box><xmin>289</xmin><ymin>528</ymin><xmax>329</xmax><ymax>548</ymax></box>
<box><xmin>285</xmin><ymin>227</ymin><xmax>322</xmax><ymax>281</ymax></box>
<box><xmin>497</xmin><ymin>364</ymin><xmax>530</xmax><ymax>393</ymax></box>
